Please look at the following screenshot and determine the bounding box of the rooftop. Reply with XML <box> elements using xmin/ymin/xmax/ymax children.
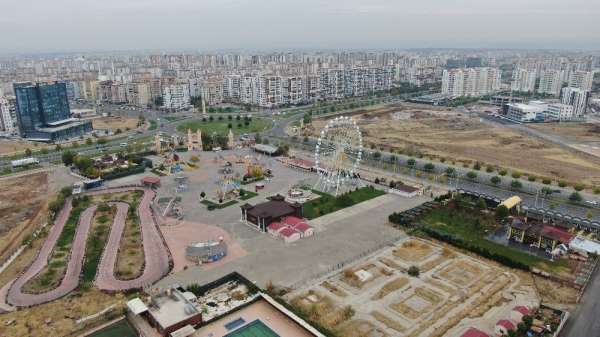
<box><xmin>148</xmin><ymin>289</ymin><xmax>200</xmax><ymax>330</ymax></box>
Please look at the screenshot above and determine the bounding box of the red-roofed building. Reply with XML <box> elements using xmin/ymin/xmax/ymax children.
<box><xmin>267</xmin><ymin>222</ymin><xmax>285</xmax><ymax>236</ymax></box>
<box><xmin>495</xmin><ymin>319</ymin><xmax>515</xmax><ymax>336</ymax></box>
<box><xmin>511</xmin><ymin>306</ymin><xmax>530</xmax><ymax>322</ymax></box>
<box><xmin>279</xmin><ymin>227</ymin><xmax>300</xmax><ymax>243</ymax></box>
<box><xmin>283</xmin><ymin>216</ymin><xmax>303</xmax><ymax>226</ymax></box>
<box><xmin>460</xmin><ymin>327</ymin><xmax>489</xmax><ymax>337</ymax></box>
<box><xmin>293</xmin><ymin>222</ymin><xmax>314</xmax><ymax>237</ymax></box>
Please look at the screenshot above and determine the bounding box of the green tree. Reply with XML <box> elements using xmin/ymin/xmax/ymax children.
<box><xmin>496</xmin><ymin>205</ymin><xmax>509</xmax><ymax>218</ymax></box>
<box><xmin>569</xmin><ymin>192</ymin><xmax>582</xmax><ymax>203</ymax></box>
<box><xmin>61</xmin><ymin>151</ymin><xmax>76</xmax><ymax>166</ymax></box>
<box><xmin>490</xmin><ymin>176</ymin><xmax>501</xmax><ymax>185</ymax></box>
<box><xmin>423</xmin><ymin>163</ymin><xmax>435</xmax><ymax>172</ymax></box>
<box><xmin>445</xmin><ymin>167</ymin><xmax>456</xmax><ymax>177</ymax></box>
<box><xmin>407</xmin><ymin>158</ymin><xmax>416</xmax><ymax>168</ymax></box>
<box><xmin>511</xmin><ymin>180</ymin><xmax>522</xmax><ymax>190</ymax></box>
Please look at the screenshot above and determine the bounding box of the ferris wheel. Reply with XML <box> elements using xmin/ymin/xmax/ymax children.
<box><xmin>314</xmin><ymin>116</ymin><xmax>363</xmax><ymax>195</ymax></box>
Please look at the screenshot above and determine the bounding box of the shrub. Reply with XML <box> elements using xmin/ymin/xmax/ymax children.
<box><xmin>490</xmin><ymin>176</ymin><xmax>501</xmax><ymax>185</ymax></box>
<box><xmin>408</xmin><ymin>265</ymin><xmax>420</xmax><ymax>277</ymax></box>
<box><xmin>569</xmin><ymin>192</ymin><xmax>582</xmax><ymax>203</ymax></box>
<box><xmin>485</xmin><ymin>165</ymin><xmax>494</xmax><ymax>173</ymax></box>
<box><xmin>423</xmin><ymin>163</ymin><xmax>435</xmax><ymax>172</ymax></box>
<box><xmin>498</xmin><ymin>169</ymin><xmax>507</xmax><ymax>176</ymax></box>
<box><xmin>528</xmin><ymin>175</ymin><xmax>536</xmax><ymax>182</ymax></box>
<box><xmin>473</xmin><ymin>162</ymin><xmax>481</xmax><ymax>171</ymax></box>
<box><xmin>558</xmin><ymin>181</ymin><xmax>568</xmax><ymax>188</ymax></box>
<box><xmin>407</xmin><ymin>158</ymin><xmax>416</xmax><ymax>167</ymax></box>
<box><xmin>511</xmin><ymin>172</ymin><xmax>522</xmax><ymax>179</ymax></box>
<box><xmin>511</xmin><ymin>180</ymin><xmax>523</xmax><ymax>190</ymax></box>
<box><xmin>574</xmin><ymin>184</ymin><xmax>584</xmax><ymax>192</ymax></box>
<box><xmin>466</xmin><ymin>171</ymin><xmax>477</xmax><ymax>180</ymax></box>
<box><xmin>542</xmin><ymin>178</ymin><xmax>552</xmax><ymax>185</ymax></box>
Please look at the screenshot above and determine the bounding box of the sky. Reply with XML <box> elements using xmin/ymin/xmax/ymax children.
<box><xmin>1</xmin><ymin>0</ymin><xmax>599</xmax><ymax>53</ymax></box>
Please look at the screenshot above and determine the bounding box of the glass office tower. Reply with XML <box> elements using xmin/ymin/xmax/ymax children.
<box><xmin>13</xmin><ymin>82</ymin><xmax>91</xmax><ymax>141</ymax></box>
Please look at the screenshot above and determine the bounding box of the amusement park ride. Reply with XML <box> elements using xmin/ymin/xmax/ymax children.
<box><xmin>314</xmin><ymin>116</ymin><xmax>364</xmax><ymax>196</ymax></box>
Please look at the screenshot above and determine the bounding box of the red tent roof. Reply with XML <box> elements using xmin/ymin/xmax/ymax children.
<box><xmin>460</xmin><ymin>328</ymin><xmax>489</xmax><ymax>337</ymax></box>
<box><xmin>267</xmin><ymin>222</ymin><xmax>285</xmax><ymax>231</ymax></box>
<box><xmin>294</xmin><ymin>222</ymin><xmax>312</xmax><ymax>232</ymax></box>
<box><xmin>513</xmin><ymin>306</ymin><xmax>530</xmax><ymax>315</ymax></box>
<box><xmin>496</xmin><ymin>320</ymin><xmax>515</xmax><ymax>331</ymax></box>
<box><xmin>283</xmin><ymin>216</ymin><xmax>304</xmax><ymax>226</ymax></box>
<box><xmin>279</xmin><ymin>227</ymin><xmax>299</xmax><ymax>237</ymax></box>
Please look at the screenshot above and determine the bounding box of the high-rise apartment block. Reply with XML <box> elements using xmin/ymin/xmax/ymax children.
<box><xmin>0</xmin><ymin>96</ymin><xmax>17</xmax><ymax>134</ymax></box>
<box><xmin>511</xmin><ymin>68</ymin><xmax>537</xmax><ymax>93</ymax></box>
<box><xmin>441</xmin><ymin>67</ymin><xmax>501</xmax><ymax>97</ymax></box>
<box><xmin>162</xmin><ymin>84</ymin><xmax>191</xmax><ymax>110</ymax></box>
<box><xmin>561</xmin><ymin>87</ymin><xmax>589</xmax><ymax>117</ymax></box>
<box><xmin>568</xmin><ymin>71</ymin><xmax>593</xmax><ymax>91</ymax></box>
<box><xmin>537</xmin><ymin>70</ymin><xmax>563</xmax><ymax>96</ymax></box>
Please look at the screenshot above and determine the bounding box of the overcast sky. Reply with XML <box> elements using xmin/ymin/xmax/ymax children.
<box><xmin>1</xmin><ymin>0</ymin><xmax>599</xmax><ymax>53</ymax></box>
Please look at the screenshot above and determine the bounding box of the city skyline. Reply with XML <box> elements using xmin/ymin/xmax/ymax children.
<box><xmin>1</xmin><ymin>0</ymin><xmax>600</xmax><ymax>53</ymax></box>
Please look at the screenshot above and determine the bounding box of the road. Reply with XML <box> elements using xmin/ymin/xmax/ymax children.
<box><xmin>560</xmin><ymin>264</ymin><xmax>600</xmax><ymax>337</ymax></box>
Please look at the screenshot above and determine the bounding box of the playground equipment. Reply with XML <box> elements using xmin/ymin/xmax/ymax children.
<box><xmin>215</xmin><ymin>175</ymin><xmax>241</xmax><ymax>201</ymax></box>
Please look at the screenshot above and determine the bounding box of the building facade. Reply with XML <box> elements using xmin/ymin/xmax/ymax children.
<box><xmin>162</xmin><ymin>83</ymin><xmax>191</xmax><ymax>110</ymax></box>
<box><xmin>561</xmin><ymin>87</ymin><xmax>589</xmax><ymax>117</ymax></box>
<box><xmin>13</xmin><ymin>82</ymin><xmax>92</xmax><ymax>141</ymax></box>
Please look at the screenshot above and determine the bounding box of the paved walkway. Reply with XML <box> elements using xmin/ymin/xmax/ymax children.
<box><xmin>6</xmin><ymin>186</ymin><xmax>171</xmax><ymax>307</ymax></box>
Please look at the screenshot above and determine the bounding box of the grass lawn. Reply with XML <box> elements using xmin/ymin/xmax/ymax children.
<box><xmin>303</xmin><ymin>186</ymin><xmax>386</xmax><ymax>219</ymax></box>
<box><xmin>81</xmin><ymin>204</ymin><xmax>115</xmax><ymax>285</ymax></box>
<box><xmin>201</xmin><ymin>199</ymin><xmax>238</xmax><ymax>210</ymax></box>
<box><xmin>239</xmin><ymin>189</ymin><xmax>259</xmax><ymax>200</ymax></box>
<box><xmin>421</xmin><ymin>206</ymin><xmax>570</xmax><ymax>274</ymax></box>
<box><xmin>176</xmin><ymin>117</ymin><xmax>271</xmax><ymax>135</ymax></box>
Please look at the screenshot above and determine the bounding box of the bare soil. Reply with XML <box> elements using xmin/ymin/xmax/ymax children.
<box><xmin>311</xmin><ymin>103</ymin><xmax>600</xmax><ymax>185</ymax></box>
<box><xmin>92</xmin><ymin>116</ymin><xmax>139</xmax><ymax>130</ymax></box>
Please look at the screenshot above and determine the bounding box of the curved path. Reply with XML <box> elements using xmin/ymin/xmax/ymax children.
<box><xmin>94</xmin><ymin>188</ymin><xmax>171</xmax><ymax>290</ymax></box>
<box><xmin>6</xmin><ymin>186</ymin><xmax>171</xmax><ymax>307</ymax></box>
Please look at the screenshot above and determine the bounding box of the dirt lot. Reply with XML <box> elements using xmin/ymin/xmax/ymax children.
<box><xmin>92</xmin><ymin>116</ymin><xmax>139</xmax><ymax>130</ymax></box>
<box><xmin>0</xmin><ymin>139</ymin><xmax>52</xmax><ymax>155</ymax></box>
<box><xmin>0</xmin><ymin>289</ymin><xmax>124</xmax><ymax>337</ymax></box>
<box><xmin>0</xmin><ymin>172</ymin><xmax>48</xmax><ymax>262</ymax></box>
<box><xmin>311</xmin><ymin>103</ymin><xmax>600</xmax><ymax>185</ymax></box>
<box><xmin>529</xmin><ymin>123</ymin><xmax>600</xmax><ymax>142</ymax></box>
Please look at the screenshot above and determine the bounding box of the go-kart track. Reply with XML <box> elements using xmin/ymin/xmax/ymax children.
<box><xmin>6</xmin><ymin>186</ymin><xmax>171</xmax><ymax>307</ymax></box>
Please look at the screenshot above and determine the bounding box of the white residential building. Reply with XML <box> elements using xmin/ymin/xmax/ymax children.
<box><xmin>0</xmin><ymin>97</ymin><xmax>17</xmax><ymax>134</ymax></box>
<box><xmin>568</xmin><ymin>71</ymin><xmax>593</xmax><ymax>91</ymax></box>
<box><xmin>538</xmin><ymin>70</ymin><xmax>563</xmax><ymax>96</ymax></box>
<box><xmin>561</xmin><ymin>87</ymin><xmax>589</xmax><ymax>117</ymax></box>
<box><xmin>282</xmin><ymin>76</ymin><xmax>304</xmax><ymax>105</ymax></box>
<box><xmin>511</xmin><ymin>68</ymin><xmax>537</xmax><ymax>93</ymax></box>
<box><xmin>162</xmin><ymin>83</ymin><xmax>191</xmax><ymax>110</ymax></box>
<box><xmin>442</xmin><ymin>67</ymin><xmax>501</xmax><ymax>97</ymax></box>
<box><xmin>546</xmin><ymin>103</ymin><xmax>574</xmax><ymax>121</ymax></box>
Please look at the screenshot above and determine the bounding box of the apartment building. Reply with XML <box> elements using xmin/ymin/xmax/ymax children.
<box><xmin>511</xmin><ymin>68</ymin><xmax>537</xmax><ymax>93</ymax></box>
<box><xmin>537</xmin><ymin>70</ymin><xmax>563</xmax><ymax>96</ymax></box>
<box><xmin>125</xmin><ymin>83</ymin><xmax>151</xmax><ymax>107</ymax></box>
<box><xmin>546</xmin><ymin>103</ymin><xmax>574</xmax><ymax>121</ymax></box>
<box><xmin>568</xmin><ymin>71</ymin><xmax>593</xmax><ymax>91</ymax></box>
<box><xmin>162</xmin><ymin>83</ymin><xmax>191</xmax><ymax>110</ymax></box>
<box><xmin>561</xmin><ymin>87</ymin><xmax>589</xmax><ymax>117</ymax></box>
<box><xmin>282</xmin><ymin>76</ymin><xmax>304</xmax><ymax>105</ymax></box>
<box><xmin>0</xmin><ymin>96</ymin><xmax>17</xmax><ymax>134</ymax></box>
<box><xmin>442</xmin><ymin>67</ymin><xmax>500</xmax><ymax>97</ymax></box>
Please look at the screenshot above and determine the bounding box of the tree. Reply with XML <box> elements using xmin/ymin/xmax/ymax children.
<box><xmin>445</xmin><ymin>167</ymin><xmax>456</xmax><ymax>177</ymax></box>
<box><xmin>407</xmin><ymin>158</ymin><xmax>416</xmax><ymax>168</ymax></box>
<box><xmin>373</xmin><ymin>151</ymin><xmax>381</xmax><ymax>159</ymax></box>
<box><xmin>303</xmin><ymin>113</ymin><xmax>312</xmax><ymax>125</ymax></box>
<box><xmin>61</xmin><ymin>151</ymin><xmax>76</xmax><ymax>166</ymax></box>
<box><xmin>408</xmin><ymin>265</ymin><xmax>420</xmax><ymax>277</ymax></box>
<box><xmin>498</xmin><ymin>169</ymin><xmax>507</xmax><ymax>176</ymax></box>
<box><xmin>423</xmin><ymin>163</ymin><xmax>435</xmax><ymax>172</ymax></box>
<box><xmin>511</xmin><ymin>179</ymin><xmax>523</xmax><ymax>190</ymax></box>
<box><xmin>25</xmin><ymin>148</ymin><xmax>32</xmax><ymax>156</ymax></box>
<box><xmin>542</xmin><ymin>178</ymin><xmax>552</xmax><ymax>185</ymax></box>
<box><xmin>558</xmin><ymin>181</ymin><xmax>568</xmax><ymax>188</ymax></box>
<box><xmin>473</xmin><ymin>162</ymin><xmax>481</xmax><ymax>170</ymax></box>
<box><xmin>569</xmin><ymin>192</ymin><xmax>582</xmax><ymax>203</ymax></box>
<box><xmin>485</xmin><ymin>165</ymin><xmax>494</xmax><ymax>173</ymax></box>
<box><xmin>496</xmin><ymin>205</ymin><xmax>509</xmax><ymax>218</ymax></box>
<box><xmin>574</xmin><ymin>183</ymin><xmax>585</xmax><ymax>192</ymax></box>
<box><xmin>511</xmin><ymin>171</ymin><xmax>522</xmax><ymax>179</ymax></box>
<box><xmin>490</xmin><ymin>176</ymin><xmax>501</xmax><ymax>185</ymax></box>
